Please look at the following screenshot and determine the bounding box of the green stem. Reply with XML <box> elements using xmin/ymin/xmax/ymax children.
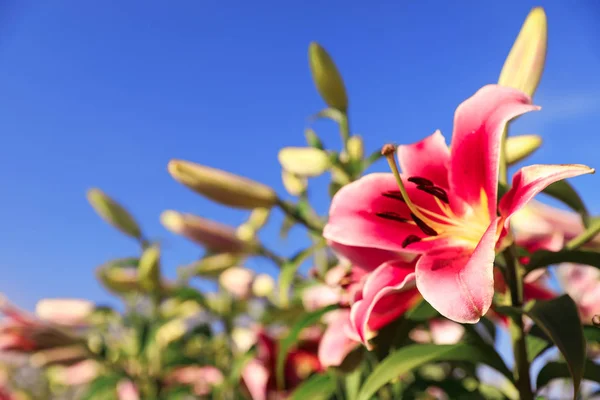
<box><xmin>499</xmin><ymin>127</ymin><xmax>509</xmax><ymax>185</ymax></box>
<box><xmin>339</xmin><ymin>112</ymin><xmax>351</xmax><ymax>151</ymax></box>
<box><xmin>276</xmin><ymin>199</ymin><xmax>323</xmax><ymax>234</ymax></box>
<box><xmin>503</xmin><ymin>243</ymin><xmax>534</xmax><ymax>400</ymax></box>
<box><xmin>566</xmin><ymin>217</ymin><xmax>600</xmax><ymax>250</ymax></box>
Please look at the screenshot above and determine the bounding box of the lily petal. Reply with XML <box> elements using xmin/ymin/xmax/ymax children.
<box><xmin>397</xmin><ymin>130</ymin><xmax>450</xmax><ymax>189</ymax></box>
<box><xmin>415</xmin><ymin>218</ymin><xmax>500</xmax><ymax>323</ymax></box>
<box><xmin>349</xmin><ymin>261</ymin><xmax>419</xmax><ymax>348</ymax></box>
<box><xmin>242</xmin><ymin>360</ymin><xmax>270</xmax><ymax>400</ymax></box>
<box><xmin>328</xmin><ymin>241</ymin><xmax>416</xmax><ymax>272</ymax></box>
<box><xmin>318</xmin><ymin>310</ymin><xmax>359</xmax><ymax>368</ymax></box>
<box><xmin>499</xmin><ymin>164</ymin><xmax>594</xmax><ymax>224</ymax></box>
<box><xmin>324</xmin><ymin>173</ymin><xmax>426</xmax><ymax>253</ymax></box>
<box><xmin>449</xmin><ymin>84</ymin><xmax>539</xmax><ymax>218</ymax></box>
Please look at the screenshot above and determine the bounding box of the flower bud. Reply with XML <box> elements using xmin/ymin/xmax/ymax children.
<box><xmin>219</xmin><ymin>267</ymin><xmax>254</xmax><ymax>299</ymax></box>
<box><xmin>304</xmin><ymin>128</ymin><xmax>324</xmax><ymax>149</ymax></box>
<box><xmin>278</xmin><ymin>147</ymin><xmax>331</xmax><ymax>177</ymax></box>
<box><xmin>308</xmin><ymin>42</ymin><xmax>348</xmax><ymax>112</ymax></box>
<box><xmin>346</xmin><ymin>135</ymin><xmax>364</xmax><ymax>161</ymax></box>
<box><xmin>231</xmin><ymin>327</ymin><xmax>256</xmax><ymax>353</ymax></box>
<box><xmin>505</xmin><ymin>134</ymin><xmax>543</xmax><ymax>165</ymax></box>
<box><xmin>246</xmin><ymin>207</ymin><xmax>270</xmax><ymax>230</ymax></box>
<box><xmin>35</xmin><ymin>299</ymin><xmax>94</xmax><ymax>327</ymax></box>
<box><xmin>498</xmin><ymin>7</ymin><xmax>547</xmax><ymax>97</ymax></box>
<box><xmin>252</xmin><ymin>274</ymin><xmax>275</xmax><ymax>298</ymax></box>
<box><xmin>97</xmin><ymin>267</ymin><xmax>138</xmax><ymax>294</ymax></box>
<box><xmin>191</xmin><ymin>253</ymin><xmax>242</xmax><ymax>278</ymax></box>
<box><xmin>30</xmin><ymin>345</ymin><xmax>88</xmax><ymax>368</ymax></box>
<box><xmin>281</xmin><ymin>170</ymin><xmax>307</xmax><ymax>196</ymax></box>
<box><xmin>168</xmin><ymin>160</ymin><xmax>277</xmax><ymax>209</ymax></box>
<box><xmin>138</xmin><ymin>246</ymin><xmax>161</xmax><ymax>293</ymax></box>
<box><xmin>86</xmin><ymin>189</ymin><xmax>142</xmax><ymax>239</ymax></box>
<box><xmin>161</xmin><ymin>210</ymin><xmax>252</xmax><ymax>253</ymax></box>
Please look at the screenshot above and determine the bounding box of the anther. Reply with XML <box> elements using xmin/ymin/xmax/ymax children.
<box><xmin>408</xmin><ymin>176</ymin><xmax>434</xmax><ymax>187</ymax></box>
<box><xmin>402</xmin><ymin>235</ymin><xmax>422</xmax><ymax>248</ymax></box>
<box><xmin>382</xmin><ymin>191</ymin><xmax>406</xmax><ymax>202</ymax></box>
<box><xmin>381</xmin><ymin>143</ymin><xmax>396</xmax><ymax>156</ymax></box>
<box><xmin>375</xmin><ymin>212</ymin><xmax>410</xmax><ymax>223</ymax></box>
<box><xmin>416</xmin><ymin>185</ymin><xmax>449</xmax><ymax>204</ymax></box>
<box><xmin>410</xmin><ymin>213</ymin><xmax>438</xmax><ymax>236</ymax></box>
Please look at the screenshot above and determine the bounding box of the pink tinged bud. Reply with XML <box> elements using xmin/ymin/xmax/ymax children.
<box><xmin>161</xmin><ymin>210</ymin><xmax>253</xmax><ymax>253</ymax></box>
<box><xmin>429</xmin><ymin>319</ymin><xmax>465</xmax><ymax>345</ymax></box>
<box><xmin>53</xmin><ymin>360</ymin><xmax>99</xmax><ymax>386</ymax></box>
<box><xmin>117</xmin><ymin>380</ymin><xmax>140</xmax><ymax>400</ymax></box>
<box><xmin>219</xmin><ymin>267</ymin><xmax>254</xmax><ymax>299</ymax></box>
<box><xmin>166</xmin><ymin>366</ymin><xmax>224</xmax><ymax>396</ymax></box>
<box><xmin>301</xmin><ymin>284</ymin><xmax>341</xmax><ymax>312</ymax></box>
<box><xmin>35</xmin><ymin>299</ymin><xmax>94</xmax><ymax>327</ymax></box>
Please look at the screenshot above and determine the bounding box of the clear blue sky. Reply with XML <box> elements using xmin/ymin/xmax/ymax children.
<box><xmin>1</xmin><ymin>0</ymin><xmax>600</xmax><ymax>319</ymax></box>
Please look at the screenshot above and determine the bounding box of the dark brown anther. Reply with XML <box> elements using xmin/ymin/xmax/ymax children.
<box><xmin>402</xmin><ymin>235</ymin><xmax>422</xmax><ymax>248</ymax></box>
<box><xmin>593</xmin><ymin>315</ymin><xmax>600</xmax><ymax>327</ymax></box>
<box><xmin>381</xmin><ymin>144</ymin><xmax>397</xmax><ymax>156</ymax></box>
<box><xmin>408</xmin><ymin>176</ymin><xmax>434</xmax><ymax>187</ymax></box>
<box><xmin>410</xmin><ymin>213</ymin><xmax>438</xmax><ymax>236</ymax></box>
<box><xmin>416</xmin><ymin>185</ymin><xmax>449</xmax><ymax>204</ymax></box>
<box><xmin>375</xmin><ymin>212</ymin><xmax>410</xmax><ymax>223</ymax></box>
<box><xmin>382</xmin><ymin>191</ymin><xmax>406</xmax><ymax>203</ymax></box>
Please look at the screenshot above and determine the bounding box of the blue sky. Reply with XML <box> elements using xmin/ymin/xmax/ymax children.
<box><xmin>1</xmin><ymin>0</ymin><xmax>599</xmax><ymax>322</ymax></box>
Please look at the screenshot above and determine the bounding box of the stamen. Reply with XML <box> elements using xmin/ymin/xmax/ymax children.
<box><xmin>408</xmin><ymin>176</ymin><xmax>434</xmax><ymax>187</ymax></box>
<box><xmin>416</xmin><ymin>185</ymin><xmax>449</xmax><ymax>204</ymax></box>
<box><xmin>381</xmin><ymin>144</ymin><xmax>436</xmax><ymax>227</ymax></box>
<box><xmin>375</xmin><ymin>212</ymin><xmax>410</xmax><ymax>223</ymax></box>
<box><xmin>410</xmin><ymin>213</ymin><xmax>438</xmax><ymax>236</ymax></box>
<box><xmin>402</xmin><ymin>235</ymin><xmax>422</xmax><ymax>248</ymax></box>
<box><xmin>382</xmin><ymin>191</ymin><xmax>406</xmax><ymax>202</ymax></box>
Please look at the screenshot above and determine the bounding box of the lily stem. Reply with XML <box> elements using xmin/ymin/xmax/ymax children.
<box><xmin>276</xmin><ymin>199</ymin><xmax>324</xmax><ymax>234</ymax></box>
<box><xmin>503</xmin><ymin>243</ymin><xmax>534</xmax><ymax>400</ymax></box>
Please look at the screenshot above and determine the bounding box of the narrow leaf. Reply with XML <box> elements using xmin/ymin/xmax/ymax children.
<box><xmin>406</xmin><ymin>299</ymin><xmax>439</xmax><ymax>321</ymax></box>
<box><xmin>290</xmin><ymin>373</ymin><xmax>336</xmax><ymax>400</ymax></box>
<box><xmin>536</xmin><ymin>360</ymin><xmax>600</xmax><ymax>391</ymax></box>
<box><xmin>584</xmin><ymin>326</ymin><xmax>600</xmax><ymax>343</ymax></box>
<box><xmin>526</xmin><ymin>334</ymin><xmax>551</xmax><ymax>363</ymax></box>
<box><xmin>345</xmin><ymin>368</ymin><xmax>362</xmax><ymax>400</ymax></box>
<box><xmin>542</xmin><ymin>180</ymin><xmax>589</xmax><ymax>225</ymax></box>
<box><xmin>276</xmin><ymin>304</ymin><xmax>338</xmax><ymax>389</ymax></box>
<box><xmin>356</xmin><ymin>344</ymin><xmax>513</xmax><ymax>400</ymax></box>
<box><xmin>524</xmin><ymin>295</ymin><xmax>586</xmax><ymax>398</ymax></box>
<box><xmin>278</xmin><ymin>246</ymin><xmax>316</xmax><ymax>307</ymax></box>
<box><xmin>525</xmin><ymin>249</ymin><xmax>600</xmax><ymax>274</ymax></box>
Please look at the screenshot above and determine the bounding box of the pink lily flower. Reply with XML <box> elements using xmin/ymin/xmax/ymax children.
<box><xmin>165</xmin><ymin>366</ymin><xmax>224</xmax><ymax>396</ymax></box>
<box><xmin>241</xmin><ymin>329</ymin><xmax>323</xmax><ymax>400</ymax></box>
<box><xmin>409</xmin><ymin>318</ymin><xmax>465</xmax><ymax>345</ymax></box>
<box><xmin>556</xmin><ymin>263</ymin><xmax>600</xmax><ymax>325</ymax></box>
<box><xmin>324</xmin><ymin>84</ymin><xmax>593</xmax><ymax>325</ymax></box>
<box><xmin>116</xmin><ymin>380</ymin><xmax>140</xmax><ymax>400</ymax></box>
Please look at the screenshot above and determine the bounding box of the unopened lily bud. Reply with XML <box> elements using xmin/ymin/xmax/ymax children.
<box><xmin>156</xmin><ymin>314</ymin><xmax>205</xmax><ymax>347</ymax></box>
<box><xmin>219</xmin><ymin>267</ymin><xmax>254</xmax><ymax>299</ymax></box>
<box><xmin>168</xmin><ymin>160</ymin><xmax>277</xmax><ymax>209</ymax></box>
<box><xmin>304</xmin><ymin>128</ymin><xmax>324</xmax><ymax>149</ymax></box>
<box><xmin>281</xmin><ymin>170</ymin><xmax>307</xmax><ymax>196</ymax></box>
<box><xmin>30</xmin><ymin>345</ymin><xmax>88</xmax><ymax>368</ymax></box>
<box><xmin>278</xmin><ymin>147</ymin><xmax>331</xmax><ymax>177</ymax></box>
<box><xmin>231</xmin><ymin>327</ymin><xmax>256</xmax><ymax>353</ymax></box>
<box><xmin>246</xmin><ymin>208</ymin><xmax>270</xmax><ymax>230</ymax></box>
<box><xmin>192</xmin><ymin>253</ymin><xmax>242</xmax><ymax>278</ymax></box>
<box><xmin>161</xmin><ymin>210</ymin><xmax>252</xmax><ymax>253</ymax></box>
<box><xmin>252</xmin><ymin>274</ymin><xmax>275</xmax><ymax>298</ymax></box>
<box><xmin>35</xmin><ymin>299</ymin><xmax>94</xmax><ymax>327</ymax></box>
<box><xmin>346</xmin><ymin>135</ymin><xmax>364</xmax><ymax>161</ymax></box>
<box><xmin>498</xmin><ymin>7</ymin><xmax>547</xmax><ymax>97</ymax></box>
<box><xmin>308</xmin><ymin>42</ymin><xmax>348</xmax><ymax>112</ymax></box>
<box><xmin>235</xmin><ymin>223</ymin><xmax>257</xmax><ymax>244</ymax></box>
<box><xmin>138</xmin><ymin>246</ymin><xmax>161</xmax><ymax>292</ymax></box>
<box><xmin>86</xmin><ymin>189</ymin><xmax>142</xmax><ymax>240</ymax></box>
<box><xmin>97</xmin><ymin>267</ymin><xmax>138</xmax><ymax>294</ymax></box>
<box><xmin>506</xmin><ymin>134</ymin><xmax>543</xmax><ymax>165</ymax></box>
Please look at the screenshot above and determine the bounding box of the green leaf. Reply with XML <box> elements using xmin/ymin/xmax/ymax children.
<box><xmin>526</xmin><ymin>334</ymin><xmax>551</xmax><ymax>363</ymax></box>
<box><xmin>276</xmin><ymin>304</ymin><xmax>338</xmax><ymax>389</ymax></box>
<box><xmin>536</xmin><ymin>360</ymin><xmax>600</xmax><ymax>392</ymax></box>
<box><xmin>80</xmin><ymin>374</ymin><xmax>122</xmax><ymax>400</ymax></box>
<box><xmin>290</xmin><ymin>373</ymin><xmax>336</xmax><ymax>400</ymax></box>
<box><xmin>584</xmin><ymin>326</ymin><xmax>600</xmax><ymax>343</ymax></box>
<box><xmin>100</xmin><ymin>257</ymin><xmax>140</xmax><ymax>269</ymax></box>
<box><xmin>309</xmin><ymin>107</ymin><xmax>345</xmax><ymax>125</ymax></box>
<box><xmin>278</xmin><ymin>246</ymin><xmax>316</xmax><ymax>307</ymax></box>
<box><xmin>525</xmin><ymin>249</ymin><xmax>600</xmax><ymax>274</ymax></box>
<box><xmin>542</xmin><ymin>180</ymin><xmax>589</xmax><ymax>224</ymax></box>
<box><xmin>228</xmin><ymin>350</ymin><xmax>256</xmax><ymax>384</ymax></box>
<box><xmin>344</xmin><ymin>368</ymin><xmax>362</xmax><ymax>400</ymax></box>
<box><xmin>566</xmin><ymin>217</ymin><xmax>600</xmax><ymax>250</ymax></box>
<box><xmin>279</xmin><ymin>214</ymin><xmax>297</xmax><ymax>239</ymax></box>
<box><xmin>170</xmin><ymin>287</ymin><xmax>207</xmax><ymax>307</ymax></box>
<box><xmin>524</xmin><ymin>295</ymin><xmax>586</xmax><ymax>398</ymax></box>
<box><xmin>356</xmin><ymin>344</ymin><xmax>513</xmax><ymax>400</ymax></box>
<box><xmin>406</xmin><ymin>300</ymin><xmax>439</xmax><ymax>321</ymax></box>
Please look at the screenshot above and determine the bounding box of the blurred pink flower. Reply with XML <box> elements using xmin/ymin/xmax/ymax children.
<box><xmin>166</xmin><ymin>366</ymin><xmax>224</xmax><ymax>396</ymax></box>
<box><xmin>219</xmin><ymin>267</ymin><xmax>254</xmax><ymax>299</ymax></box>
<box><xmin>116</xmin><ymin>380</ymin><xmax>140</xmax><ymax>400</ymax></box>
<box><xmin>557</xmin><ymin>263</ymin><xmax>600</xmax><ymax>324</ymax></box>
<box><xmin>409</xmin><ymin>319</ymin><xmax>465</xmax><ymax>345</ymax></box>
<box><xmin>54</xmin><ymin>359</ymin><xmax>99</xmax><ymax>387</ymax></box>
